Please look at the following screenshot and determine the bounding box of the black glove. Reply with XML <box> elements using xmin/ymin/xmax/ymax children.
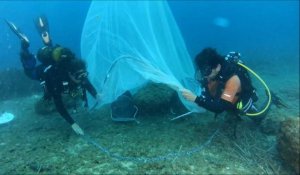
<box><xmin>195</xmin><ymin>94</ymin><xmax>207</xmax><ymax>104</ymax></box>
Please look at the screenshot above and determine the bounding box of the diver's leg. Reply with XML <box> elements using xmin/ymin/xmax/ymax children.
<box><xmin>20</xmin><ymin>44</ymin><xmax>46</xmax><ymax>81</ymax></box>
<box><xmin>233</xmin><ymin>114</ymin><xmax>242</xmax><ymax>139</ymax></box>
<box><xmin>20</xmin><ymin>47</ymin><xmax>37</xmax><ymax>80</ymax></box>
<box><xmin>6</xmin><ymin>20</ymin><xmax>45</xmax><ymax>81</ymax></box>
<box><xmin>223</xmin><ymin>113</ymin><xmax>242</xmax><ymax>139</ymax></box>
<box><xmin>248</xmin><ymin>103</ymin><xmax>270</xmax><ymax>125</ymax></box>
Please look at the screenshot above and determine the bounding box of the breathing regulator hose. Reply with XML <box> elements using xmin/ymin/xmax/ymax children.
<box><xmin>237</xmin><ymin>62</ymin><xmax>272</xmax><ymax>117</ymax></box>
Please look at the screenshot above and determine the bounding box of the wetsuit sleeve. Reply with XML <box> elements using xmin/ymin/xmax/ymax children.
<box><xmin>195</xmin><ymin>95</ymin><xmax>235</xmax><ymax>113</ymax></box>
<box><xmin>52</xmin><ymin>94</ymin><xmax>75</xmax><ymax>125</ymax></box>
<box><xmin>195</xmin><ymin>76</ymin><xmax>239</xmax><ymax>113</ymax></box>
<box><xmin>83</xmin><ymin>79</ymin><xmax>97</xmax><ymax>98</ymax></box>
<box><xmin>45</xmin><ymin>69</ymin><xmax>75</xmax><ymax>125</ymax></box>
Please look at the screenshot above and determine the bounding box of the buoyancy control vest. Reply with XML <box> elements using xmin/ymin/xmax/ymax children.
<box><xmin>213</xmin><ymin>52</ymin><xmax>258</xmax><ymax>114</ymax></box>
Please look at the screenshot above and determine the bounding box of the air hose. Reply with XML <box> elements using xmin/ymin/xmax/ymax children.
<box><xmin>237</xmin><ymin>62</ymin><xmax>272</xmax><ymax>116</ymax></box>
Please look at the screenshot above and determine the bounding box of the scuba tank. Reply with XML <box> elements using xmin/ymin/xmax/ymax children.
<box><xmin>225</xmin><ymin>52</ymin><xmax>272</xmax><ymax>117</ymax></box>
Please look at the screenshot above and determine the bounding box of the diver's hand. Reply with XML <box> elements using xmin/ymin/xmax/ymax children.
<box><xmin>181</xmin><ymin>89</ymin><xmax>197</xmax><ymax>102</ymax></box>
<box><xmin>71</xmin><ymin>123</ymin><xmax>84</xmax><ymax>136</ymax></box>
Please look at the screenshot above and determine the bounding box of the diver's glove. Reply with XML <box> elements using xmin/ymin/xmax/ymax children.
<box><xmin>71</xmin><ymin>123</ymin><xmax>84</xmax><ymax>136</ymax></box>
<box><xmin>194</xmin><ymin>94</ymin><xmax>207</xmax><ymax>105</ymax></box>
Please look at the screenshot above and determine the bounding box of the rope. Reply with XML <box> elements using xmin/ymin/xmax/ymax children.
<box><xmin>81</xmin><ymin>128</ymin><xmax>220</xmax><ymax>163</ymax></box>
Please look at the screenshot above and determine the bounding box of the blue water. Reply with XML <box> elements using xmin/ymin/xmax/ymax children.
<box><xmin>0</xmin><ymin>1</ymin><xmax>298</xmax><ymax>70</ymax></box>
<box><xmin>0</xmin><ymin>1</ymin><xmax>90</xmax><ymax>69</ymax></box>
<box><xmin>169</xmin><ymin>1</ymin><xmax>299</xmax><ymax>64</ymax></box>
<box><xmin>0</xmin><ymin>1</ymin><xmax>299</xmax><ymax>174</ymax></box>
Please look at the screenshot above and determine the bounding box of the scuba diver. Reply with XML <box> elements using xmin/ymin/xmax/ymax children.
<box><xmin>5</xmin><ymin>16</ymin><xmax>101</xmax><ymax>136</ymax></box>
<box><xmin>181</xmin><ymin>48</ymin><xmax>285</xmax><ymax>137</ymax></box>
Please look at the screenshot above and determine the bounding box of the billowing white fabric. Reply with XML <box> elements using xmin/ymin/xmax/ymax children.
<box><xmin>81</xmin><ymin>1</ymin><xmax>204</xmax><ymax>113</ymax></box>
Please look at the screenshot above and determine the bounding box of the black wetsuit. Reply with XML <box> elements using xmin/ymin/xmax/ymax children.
<box><xmin>195</xmin><ymin>60</ymin><xmax>269</xmax><ymax>122</ymax></box>
<box><xmin>43</xmin><ymin>65</ymin><xmax>97</xmax><ymax>124</ymax></box>
<box><xmin>20</xmin><ymin>48</ymin><xmax>97</xmax><ymax>125</ymax></box>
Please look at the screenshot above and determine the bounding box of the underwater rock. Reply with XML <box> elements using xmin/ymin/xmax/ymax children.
<box><xmin>277</xmin><ymin>117</ymin><xmax>300</xmax><ymax>174</ymax></box>
<box><xmin>133</xmin><ymin>82</ymin><xmax>181</xmax><ymax>115</ymax></box>
<box><xmin>260</xmin><ymin>116</ymin><xmax>283</xmax><ymax>135</ymax></box>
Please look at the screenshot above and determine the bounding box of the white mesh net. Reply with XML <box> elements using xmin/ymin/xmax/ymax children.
<box><xmin>81</xmin><ymin>1</ymin><xmax>204</xmax><ymax>113</ymax></box>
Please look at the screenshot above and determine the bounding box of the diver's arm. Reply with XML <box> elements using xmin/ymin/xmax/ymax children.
<box><xmin>194</xmin><ymin>96</ymin><xmax>235</xmax><ymax>113</ymax></box>
<box><xmin>182</xmin><ymin>88</ymin><xmax>234</xmax><ymax>113</ymax></box>
<box><xmin>52</xmin><ymin>94</ymin><xmax>75</xmax><ymax>125</ymax></box>
<box><xmin>44</xmin><ymin>66</ymin><xmax>84</xmax><ymax>135</ymax></box>
<box><xmin>83</xmin><ymin>79</ymin><xmax>97</xmax><ymax>98</ymax></box>
<box><xmin>52</xmin><ymin>92</ymin><xmax>84</xmax><ymax>135</ymax></box>
<box><xmin>194</xmin><ymin>75</ymin><xmax>240</xmax><ymax>113</ymax></box>
<box><xmin>45</xmin><ymin>71</ymin><xmax>75</xmax><ymax>125</ymax></box>
<box><xmin>197</xmin><ymin>76</ymin><xmax>240</xmax><ymax>113</ymax></box>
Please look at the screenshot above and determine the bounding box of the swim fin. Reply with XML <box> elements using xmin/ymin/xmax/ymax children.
<box><xmin>34</xmin><ymin>15</ymin><xmax>52</xmax><ymax>46</ymax></box>
<box><xmin>5</xmin><ymin>19</ymin><xmax>30</xmax><ymax>46</ymax></box>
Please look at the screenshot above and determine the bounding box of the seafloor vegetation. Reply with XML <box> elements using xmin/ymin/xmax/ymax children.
<box><xmin>0</xmin><ymin>64</ymin><xmax>299</xmax><ymax>174</ymax></box>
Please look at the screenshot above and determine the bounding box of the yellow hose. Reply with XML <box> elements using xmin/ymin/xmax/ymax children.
<box><xmin>237</xmin><ymin>63</ymin><xmax>272</xmax><ymax>116</ymax></box>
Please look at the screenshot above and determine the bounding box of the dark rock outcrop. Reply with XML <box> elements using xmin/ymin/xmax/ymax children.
<box><xmin>277</xmin><ymin>117</ymin><xmax>300</xmax><ymax>174</ymax></box>
<box><xmin>260</xmin><ymin>116</ymin><xmax>283</xmax><ymax>135</ymax></box>
<box><xmin>133</xmin><ymin>82</ymin><xmax>186</xmax><ymax>115</ymax></box>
